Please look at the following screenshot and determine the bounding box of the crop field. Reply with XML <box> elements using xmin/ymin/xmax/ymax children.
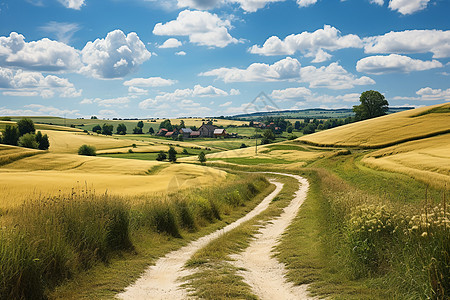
<box><xmin>297</xmin><ymin>103</ymin><xmax>450</xmax><ymax>148</ymax></box>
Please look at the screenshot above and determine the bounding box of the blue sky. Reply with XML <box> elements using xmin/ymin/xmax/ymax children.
<box><xmin>0</xmin><ymin>0</ymin><xmax>449</xmax><ymax>118</ymax></box>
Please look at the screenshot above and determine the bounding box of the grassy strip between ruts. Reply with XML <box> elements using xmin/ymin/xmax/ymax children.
<box><xmin>182</xmin><ymin>174</ymin><xmax>299</xmax><ymax>299</ymax></box>
<box><xmin>0</xmin><ymin>174</ymin><xmax>272</xmax><ymax>300</ymax></box>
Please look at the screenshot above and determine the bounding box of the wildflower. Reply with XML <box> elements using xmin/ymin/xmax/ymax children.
<box><xmin>421</xmin><ymin>232</ymin><xmax>428</xmax><ymax>237</ymax></box>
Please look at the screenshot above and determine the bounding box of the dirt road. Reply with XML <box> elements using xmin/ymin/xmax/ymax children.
<box><xmin>117</xmin><ymin>180</ymin><xmax>284</xmax><ymax>300</ymax></box>
<box><xmin>231</xmin><ymin>173</ymin><xmax>314</xmax><ymax>300</ymax></box>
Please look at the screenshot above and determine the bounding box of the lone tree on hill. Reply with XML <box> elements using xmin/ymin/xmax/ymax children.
<box><xmin>148</xmin><ymin>127</ymin><xmax>155</xmax><ymax>134</ymax></box>
<box><xmin>102</xmin><ymin>123</ymin><xmax>113</xmax><ymax>135</ymax></box>
<box><xmin>137</xmin><ymin>121</ymin><xmax>144</xmax><ymax>129</ymax></box>
<box><xmin>116</xmin><ymin>123</ymin><xmax>127</xmax><ymax>135</ymax></box>
<box><xmin>168</xmin><ymin>146</ymin><xmax>177</xmax><ymax>163</ymax></box>
<box><xmin>198</xmin><ymin>151</ymin><xmax>206</xmax><ymax>164</ymax></box>
<box><xmin>353</xmin><ymin>90</ymin><xmax>389</xmax><ymax>121</ymax></box>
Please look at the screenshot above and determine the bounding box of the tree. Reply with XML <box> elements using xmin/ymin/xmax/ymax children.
<box><xmin>18</xmin><ymin>133</ymin><xmax>39</xmax><ymax>149</ymax></box>
<box><xmin>102</xmin><ymin>123</ymin><xmax>113</xmax><ymax>135</ymax></box>
<box><xmin>35</xmin><ymin>131</ymin><xmax>50</xmax><ymax>150</ymax></box>
<box><xmin>1</xmin><ymin>125</ymin><xmax>20</xmax><ymax>145</ymax></box>
<box><xmin>287</xmin><ymin>126</ymin><xmax>293</xmax><ymax>133</ymax></box>
<box><xmin>294</xmin><ymin>121</ymin><xmax>301</xmax><ymax>130</ymax></box>
<box><xmin>198</xmin><ymin>151</ymin><xmax>206</xmax><ymax>164</ymax></box>
<box><xmin>17</xmin><ymin>118</ymin><xmax>35</xmax><ymax>136</ymax></box>
<box><xmin>133</xmin><ymin>127</ymin><xmax>143</xmax><ymax>134</ymax></box>
<box><xmin>261</xmin><ymin>129</ymin><xmax>275</xmax><ymax>145</ymax></box>
<box><xmin>92</xmin><ymin>124</ymin><xmax>101</xmax><ymax>133</ymax></box>
<box><xmin>249</xmin><ymin>120</ymin><xmax>254</xmax><ymax>127</ymax></box>
<box><xmin>168</xmin><ymin>146</ymin><xmax>177</xmax><ymax>162</ymax></box>
<box><xmin>353</xmin><ymin>90</ymin><xmax>389</xmax><ymax>121</ymax></box>
<box><xmin>148</xmin><ymin>127</ymin><xmax>155</xmax><ymax>134</ymax></box>
<box><xmin>156</xmin><ymin>151</ymin><xmax>167</xmax><ymax>161</ymax></box>
<box><xmin>90</xmin><ymin>116</ymin><xmax>98</xmax><ymax>119</ymax></box>
<box><xmin>179</xmin><ymin>120</ymin><xmax>185</xmax><ymax>128</ymax></box>
<box><xmin>303</xmin><ymin>123</ymin><xmax>316</xmax><ymax>135</ymax></box>
<box><xmin>159</xmin><ymin>119</ymin><xmax>173</xmax><ymax>131</ymax></box>
<box><xmin>78</xmin><ymin>144</ymin><xmax>96</xmax><ymax>156</ymax></box>
<box><xmin>117</xmin><ymin>123</ymin><xmax>127</xmax><ymax>135</ymax></box>
<box><xmin>137</xmin><ymin>121</ymin><xmax>144</xmax><ymax>129</ymax></box>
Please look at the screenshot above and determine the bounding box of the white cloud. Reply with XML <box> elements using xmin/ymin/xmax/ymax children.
<box><xmin>363</xmin><ymin>29</ymin><xmax>450</xmax><ymax>59</ymax></box>
<box><xmin>128</xmin><ymin>86</ymin><xmax>148</xmax><ymax>96</ymax></box>
<box><xmin>300</xmin><ymin>62</ymin><xmax>375</xmax><ymax>89</ymax></box>
<box><xmin>138</xmin><ymin>98</ymin><xmax>158</xmax><ymax>109</ymax></box>
<box><xmin>220</xmin><ymin>101</ymin><xmax>232</xmax><ymax>107</ymax></box>
<box><xmin>81</xmin><ymin>30</ymin><xmax>151</xmax><ymax>79</ymax></box>
<box><xmin>200</xmin><ymin>57</ymin><xmax>301</xmax><ymax>82</ymax></box>
<box><xmin>123</xmin><ymin>76</ymin><xmax>176</xmax><ymax>87</ymax></box>
<box><xmin>370</xmin><ymin>0</ymin><xmax>384</xmax><ymax>5</ymax></box>
<box><xmin>231</xmin><ymin>0</ymin><xmax>285</xmax><ymax>12</ymax></box>
<box><xmin>39</xmin><ymin>22</ymin><xmax>81</xmax><ymax>44</ymax></box>
<box><xmin>95</xmin><ymin>96</ymin><xmax>132</xmax><ymax>107</ymax></box>
<box><xmin>0</xmin><ymin>67</ymin><xmax>82</xmax><ymax>98</ymax></box>
<box><xmin>394</xmin><ymin>87</ymin><xmax>450</xmax><ymax>102</ymax></box>
<box><xmin>177</xmin><ymin>0</ymin><xmax>223</xmax><ymax>10</ymax></box>
<box><xmin>297</xmin><ymin>0</ymin><xmax>317</xmax><ymax>7</ymax></box>
<box><xmin>98</xmin><ymin>109</ymin><xmax>118</xmax><ymax>117</ymax></box>
<box><xmin>202</xmin><ymin>57</ymin><xmax>374</xmax><ymax>90</ymax></box>
<box><xmin>230</xmin><ymin>88</ymin><xmax>240</xmax><ymax>95</ymax></box>
<box><xmin>159</xmin><ymin>38</ymin><xmax>182</xmax><ymax>48</ymax></box>
<box><xmin>270</xmin><ymin>87</ymin><xmax>312</xmax><ymax>100</ymax></box>
<box><xmin>0</xmin><ymin>32</ymin><xmax>82</xmax><ymax>72</ymax></box>
<box><xmin>57</xmin><ymin>0</ymin><xmax>85</xmax><ymax>10</ymax></box>
<box><xmin>356</xmin><ymin>54</ymin><xmax>443</xmax><ymax>74</ymax></box>
<box><xmin>153</xmin><ymin>10</ymin><xmax>238</xmax><ymax>48</ymax></box>
<box><xmin>388</xmin><ymin>0</ymin><xmax>430</xmax><ymax>14</ymax></box>
<box><xmin>175</xmin><ymin>51</ymin><xmax>187</xmax><ymax>56</ymax></box>
<box><xmin>249</xmin><ymin>25</ymin><xmax>362</xmax><ymax>62</ymax></box>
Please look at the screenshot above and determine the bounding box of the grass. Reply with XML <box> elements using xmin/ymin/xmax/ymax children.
<box><xmin>209</xmin><ymin>156</ymin><xmax>290</xmax><ymax>165</ymax></box>
<box><xmin>0</xmin><ymin>174</ymin><xmax>270</xmax><ymax>299</ymax></box>
<box><xmin>183</xmin><ymin>174</ymin><xmax>299</xmax><ymax>299</ymax></box>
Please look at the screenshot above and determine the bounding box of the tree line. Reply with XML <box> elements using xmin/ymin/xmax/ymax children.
<box><xmin>0</xmin><ymin>118</ymin><xmax>49</xmax><ymax>150</ymax></box>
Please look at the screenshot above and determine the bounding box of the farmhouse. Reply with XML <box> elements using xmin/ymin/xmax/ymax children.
<box><xmin>157</xmin><ymin>128</ymin><xmax>168</xmax><ymax>136</ymax></box>
<box><xmin>179</xmin><ymin>128</ymin><xmax>192</xmax><ymax>138</ymax></box>
<box><xmin>214</xmin><ymin>128</ymin><xmax>228</xmax><ymax>137</ymax></box>
<box><xmin>165</xmin><ymin>131</ymin><xmax>176</xmax><ymax>137</ymax></box>
<box><xmin>198</xmin><ymin>123</ymin><xmax>216</xmax><ymax>138</ymax></box>
<box><xmin>190</xmin><ymin>131</ymin><xmax>200</xmax><ymax>138</ymax></box>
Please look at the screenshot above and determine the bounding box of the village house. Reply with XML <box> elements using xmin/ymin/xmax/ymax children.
<box><xmin>190</xmin><ymin>131</ymin><xmax>200</xmax><ymax>138</ymax></box>
<box><xmin>179</xmin><ymin>128</ymin><xmax>192</xmax><ymax>139</ymax></box>
<box><xmin>157</xmin><ymin>128</ymin><xmax>168</xmax><ymax>136</ymax></box>
<box><xmin>198</xmin><ymin>123</ymin><xmax>216</xmax><ymax>138</ymax></box>
<box><xmin>165</xmin><ymin>131</ymin><xmax>176</xmax><ymax>138</ymax></box>
<box><xmin>214</xmin><ymin>128</ymin><xmax>227</xmax><ymax>137</ymax></box>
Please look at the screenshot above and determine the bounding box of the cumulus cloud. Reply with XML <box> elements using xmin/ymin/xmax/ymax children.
<box><xmin>300</xmin><ymin>62</ymin><xmax>375</xmax><ymax>89</ymax></box>
<box><xmin>81</xmin><ymin>30</ymin><xmax>151</xmax><ymax>79</ymax></box>
<box><xmin>249</xmin><ymin>25</ymin><xmax>362</xmax><ymax>62</ymax></box>
<box><xmin>0</xmin><ymin>32</ymin><xmax>82</xmax><ymax>72</ymax></box>
<box><xmin>128</xmin><ymin>86</ymin><xmax>148</xmax><ymax>96</ymax></box>
<box><xmin>159</xmin><ymin>38</ymin><xmax>182</xmax><ymax>48</ymax></box>
<box><xmin>175</xmin><ymin>51</ymin><xmax>187</xmax><ymax>56</ymax></box>
<box><xmin>363</xmin><ymin>29</ymin><xmax>450</xmax><ymax>59</ymax></box>
<box><xmin>370</xmin><ymin>0</ymin><xmax>384</xmax><ymax>5</ymax></box>
<box><xmin>138</xmin><ymin>84</ymin><xmax>228</xmax><ymax>109</ymax></box>
<box><xmin>57</xmin><ymin>0</ymin><xmax>85</xmax><ymax>10</ymax></box>
<box><xmin>220</xmin><ymin>101</ymin><xmax>232</xmax><ymax>107</ymax></box>
<box><xmin>0</xmin><ymin>104</ymin><xmax>79</xmax><ymax>117</ymax></box>
<box><xmin>177</xmin><ymin>0</ymin><xmax>223</xmax><ymax>10</ymax></box>
<box><xmin>388</xmin><ymin>0</ymin><xmax>430</xmax><ymax>14</ymax></box>
<box><xmin>200</xmin><ymin>57</ymin><xmax>301</xmax><ymax>82</ymax></box>
<box><xmin>270</xmin><ymin>87</ymin><xmax>312</xmax><ymax>100</ymax></box>
<box><xmin>123</xmin><ymin>76</ymin><xmax>176</xmax><ymax>87</ymax></box>
<box><xmin>153</xmin><ymin>10</ymin><xmax>238</xmax><ymax>48</ymax></box>
<box><xmin>0</xmin><ymin>67</ymin><xmax>82</xmax><ymax>98</ymax></box>
<box><xmin>297</xmin><ymin>0</ymin><xmax>317</xmax><ymax>7</ymax></box>
<box><xmin>356</xmin><ymin>54</ymin><xmax>443</xmax><ymax>74</ymax></box>
<box><xmin>230</xmin><ymin>88</ymin><xmax>240</xmax><ymax>95</ymax></box>
<box><xmin>394</xmin><ymin>87</ymin><xmax>450</xmax><ymax>102</ymax></box>
<box><xmin>82</xmin><ymin>96</ymin><xmax>133</xmax><ymax>107</ymax></box>
<box><xmin>202</xmin><ymin>57</ymin><xmax>374</xmax><ymax>89</ymax></box>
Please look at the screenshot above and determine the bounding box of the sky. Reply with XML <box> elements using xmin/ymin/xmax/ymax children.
<box><xmin>0</xmin><ymin>0</ymin><xmax>449</xmax><ymax>119</ymax></box>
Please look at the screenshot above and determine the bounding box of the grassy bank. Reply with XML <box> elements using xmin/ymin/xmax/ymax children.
<box><xmin>277</xmin><ymin>162</ymin><xmax>449</xmax><ymax>299</ymax></box>
<box><xmin>0</xmin><ymin>174</ymin><xmax>270</xmax><ymax>299</ymax></box>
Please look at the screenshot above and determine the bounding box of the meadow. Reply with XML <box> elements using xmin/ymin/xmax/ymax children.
<box><xmin>0</xmin><ymin>102</ymin><xmax>449</xmax><ymax>299</ymax></box>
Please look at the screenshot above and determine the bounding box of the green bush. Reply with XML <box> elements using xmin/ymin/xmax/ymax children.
<box><xmin>78</xmin><ymin>144</ymin><xmax>96</xmax><ymax>156</ymax></box>
<box><xmin>18</xmin><ymin>133</ymin><xmax>39</xmax><ymax>149</ymax></box>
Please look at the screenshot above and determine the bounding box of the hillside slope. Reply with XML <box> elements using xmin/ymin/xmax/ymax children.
<box><xmin>297</xmin><ymin>103</ymin><xmax>450</xmax><ymax>148</ymax></box>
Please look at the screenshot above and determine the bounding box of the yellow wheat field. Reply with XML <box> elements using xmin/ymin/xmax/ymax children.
<box><xmin>297</xmin><ymin>103</ymin><xmax>450</xmax><ymax>148</ymax></box>
<box><xmin>362</xmin><ymin>133</ymin><xmax>450</xmax><ymax>187</ymax></box>
<box><xmin>0</xmin><ymin>152</ymin><xmax>226</xmax><ymax>209</ymax></box>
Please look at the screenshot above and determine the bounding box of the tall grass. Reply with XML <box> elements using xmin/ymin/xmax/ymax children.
<box><xmin>0</xmin><ymin>175</ymin><xmax>268</xmax><ymax>299</ymax></box>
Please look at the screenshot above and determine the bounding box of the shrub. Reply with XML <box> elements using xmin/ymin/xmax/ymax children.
<box><xmin>78</xmin><ymin>144</ymin><xmax>96</xmax><ymax>156</ymax></box>
<box><xmin>92</xmin><ymin>125</ymin><xmax>101</xmax><ymax>132</ymax></box>
<box><xmin>168</xmin><ymin>146</ymin><xmax>177</xmax><ymax>162</ymax></box>
<box><xmin>18</xmin><ymin>133</ymin><xmax>39</xmax><ymax>149</ymax></box>
<box><xmin>156</xmin><ymin>151</ymin><xmax>166</xmax><ymax>161</ymax></box>
<box><xmin>35</xmin><ymin>131</ymin><xmax>50</xmax><ymax>150</ymax></box>
<box><xmin>1</xmin><ymin>125</ymin><xmax>20</xmax><ymax>145</ymax></box>
<box><xmin>198</xmin><ymin>151</ymin><xmax>206</xmax><ymax>164</ymax></box>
